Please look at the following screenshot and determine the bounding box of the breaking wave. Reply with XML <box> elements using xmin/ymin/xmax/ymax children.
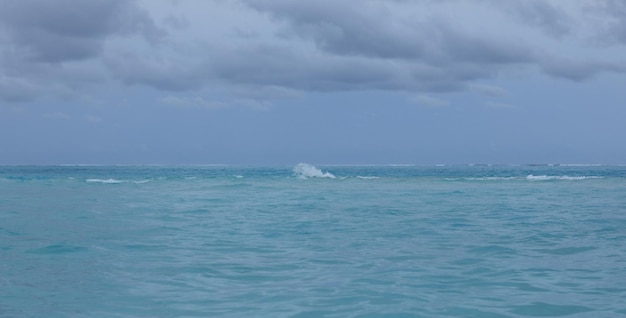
<box><xmin>86</xmin><ymin>178</ymin><xmax>151</xmax><ymax>184</ymax></box>
<box><xmin>464</xmin><ymin>177</ymin><xmax>518</xmax><ymax>181</ymax></box>
<box><xmin>86</xmin><ymin>178</ymin><xmax>124</xmax><ymax>184</ymax></box>
<box><xmin>526</xmin><ymin>175</ymin><xmax>603</xmax><ymax>181</ymax></box>
<box><xmin>293</xmin><ymin>163</ymin><xmax>336</xmax><ymax>179</ymax></box>
<box><xmin>446</xmin><ymin>175</ymin><xmax>604</xmax><ymax>181</ymax></box>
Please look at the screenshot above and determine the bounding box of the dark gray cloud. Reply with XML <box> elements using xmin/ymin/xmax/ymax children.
<box><xmin>541</xmin><ymin>58</ymin><xmax>625</xmax><ymax>82</ymax></box>
<box><xmin>226</xmin><ymin>0</ymin><xmax>619</xmax><ymax>94</ymax></box>
<box><xmin>0</xmin><ymin>0</ymin><xmax>161</xmax><ymax>62</ymax></box>
<box><xmin>0</xmin><ymin>0</ymin><xmax>624</xmax><ymax>103</ymax></box>
<box><xmin>210</xmin><ymin>45</ymin><xmax>395</xmax><ymax>92</ymax></box>
<box><xmin>208</xmin><ymin>43</ymin><xmax>497</xmax><ymax>93</ymax></box>
<box><xmin>251</xmin><ymin>1</ymin><xmax>429</xmax><ymax>60</ymax></box>
<box><xmin>0</xmin><ymin>0</ymin><xmax>162</xmax><ymax>102</ymax></box>
<box><xmin>243</xmin><ymin>0</ymin><xmax>531</xmax><ymax>64</ymax></box>
<box><xmin>195</xmin><ymin>0</ymin><xmax>537</xmax><ymax>95</ymax></box>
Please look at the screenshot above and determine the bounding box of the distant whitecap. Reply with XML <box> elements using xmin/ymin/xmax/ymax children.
<box><xmin>465</xmin><ymin>177</ymin><xmax>518</xmax><ymax>181</ymax></box>
<box><xmin>526</xmin><ymin>175</ymin><xmax>602</xmax><ymax>181</ymax></box>
<box><xmin>86</xmin><ymin>178</ymin><xmax>124</xmax><ymax>184</ymax></box>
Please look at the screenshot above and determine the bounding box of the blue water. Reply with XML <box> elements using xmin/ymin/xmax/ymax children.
<box><xmin>1</xmin><ymin>164</ymin><xmax>626</xmax><ymax>317</ymax></box>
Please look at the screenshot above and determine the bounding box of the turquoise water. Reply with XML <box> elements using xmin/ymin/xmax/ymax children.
<box><xmin>1</xmin><ymin>164</ymin><xmax>626</xmax><ymax>317</ymax></box>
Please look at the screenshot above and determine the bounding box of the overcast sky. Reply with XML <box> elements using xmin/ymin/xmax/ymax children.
<box><xmin>1</xmin><ymin>0</ymin><xmax>625</xmax><ymax>165</ymax></box>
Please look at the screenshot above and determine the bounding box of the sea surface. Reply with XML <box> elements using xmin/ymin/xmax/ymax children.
<box><xmin>1</xmin><ymin>164</ymin><xmax>625</xmax><ymax>317</ymax></box>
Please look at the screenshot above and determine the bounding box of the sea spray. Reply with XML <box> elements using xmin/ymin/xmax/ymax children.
<box><xmin>292</xmin><ymin>163</ymin><xmax>336</xmax><ymax>179</ymax></box>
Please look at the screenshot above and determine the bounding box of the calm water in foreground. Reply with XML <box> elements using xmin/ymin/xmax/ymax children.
<box><xmin>1</xmin><ymin>164</ymin><xmax>625</xmax><ymax>317</ymax></box>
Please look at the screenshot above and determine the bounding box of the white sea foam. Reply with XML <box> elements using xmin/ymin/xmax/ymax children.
<box><xmin>293</xmin><ymin>163</ymin><xmax>336</xmax><ymax>179</ymax></box>
<box><xmin>234</xmin><ymin>175</ymin><xmax>244</xmax><ymax>179</ymax></box>
<box><xmin>559</xmin><ymin>163</ymin><xmax>605</xmax><ymax>167</ymax></box>
<box><xmin>357</xmin><ymin>176</ymin><xmax>380</xmax><ymax>180</ymax></box>
<box><xmin>526</xmin><ymin>175</ymin><xmax>602</xmax><ymax>181</ymax></box>
<box><xmin>466</xmin><ymin>177</ymin><xmax>518</xmax><ymax>181</ymax></box>
<box><xmin>86</xmin><ymin>178</ymin><xmax>151</xmax><ymax>184</ymax></box>
<box><xmin>86</xmin><ymin>178</ymin><xmax>124</xmax><ymax>184</ymax></box>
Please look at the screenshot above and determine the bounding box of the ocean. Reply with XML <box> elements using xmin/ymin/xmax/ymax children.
<box><xmin>1</xmin><ymin>164</ymin><xmax>625</xmax><ymax>317</ymax></box>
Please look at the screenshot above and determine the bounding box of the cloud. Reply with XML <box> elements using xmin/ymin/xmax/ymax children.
<box><xmin>491</xmin><ymin>0</ymin><xmax>573</xmax><ymax>39</ymax></box>
<box><xmin>244</xmin><ymin>0</ymin><xmax>429</xmax><ymax>60</ymax></box>
<box><xmin>540</xmin><ymin>58</ymin><xmax>625</xmax><ymax>81</ymax></box>
<box><xmin>589</xmin><ymin>0</ymin><xmax>626</xmax><ymax>45</ymax></box>
<box><xmin>0</xmin><ymin>0</ymin><xmax>624</xmax><ymax>104</ymax></box>
<box><xmin>0</xmin><ymin>0</ymin><xmax>162</xmax><ymax>63</ymax></box>
<box><xmin>210</xmin><ymin>45</ymin><xmax>409</xmax><ymax>92</ymax></box>
<box><xmin>0</xmin><ymin>0</ymin><xmax>162</xmax><ymax>102</ymax></box>
<box><xmin>214</xmin><ymin>0</ymin><xmax>621</xmax><ymax>94</ymax></box>
<box><xmin>0</xmin><ymin>75</ymin><xmax>41</xmax><ymax>102</ymax></box>
<box><xmin>242</xmin><ymin>0</ymin><xmax>533</xmax><ymax>64</ymax></box>
<box><xmin>201</xmin><ymin>2</ymin><xmax>529</xmax><ymax>95</ymax></box>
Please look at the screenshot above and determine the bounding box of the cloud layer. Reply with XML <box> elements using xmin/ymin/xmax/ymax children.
<box><xmin>1</xmin><ymin>0</ymin><xmax>624</xmax><ymax>104</ymax></box>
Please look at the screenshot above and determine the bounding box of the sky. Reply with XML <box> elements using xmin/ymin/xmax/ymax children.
<box><xmin>1</xmin><ymin>0</ymin><xmax>625</xmax><ymax>165</ymax></box>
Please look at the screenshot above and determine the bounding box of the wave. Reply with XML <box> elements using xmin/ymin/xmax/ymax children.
<box><xmin>86</xmin><ymin>178</ymin><xmax>151</xmax><ymax>184</ymax></box>
<box><xmin>444</xmin><ymin>175</ymin><xmax>604</xmax><ymax>181</ymax></box>
<box><xmin>558</xmin><ymin>164</ymin><xmax>605</xmax><ymax>167</ymax></box>
<box><xmin>86</xmin><ymin>178</ymin><xmax>124</xmax><ymax>184</ymax></box>
<box><xmin>465</xmin><ymin>177</ymin><xmax>518</xmax><ymax>181</ymax></box>
<box><xmin>526</xmin><ymin>175</ymin><xmax>603</xmax><ymax>181</ymax></box>
<box><xmin>293</xmin><ymin>163</ymin><xmax>336</xmax><ymax>179</ymax></box>
<box><xmin>356</xmin><ymin>176</ymin><xmax>380</xmax><ymax>180</ymax></box>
